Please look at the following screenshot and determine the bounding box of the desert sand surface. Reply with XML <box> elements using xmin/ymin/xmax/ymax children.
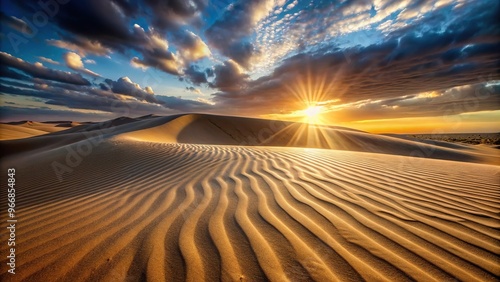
<box><xmin>1</xmin><ymin>114</ymin><xmax>499</xmax><ymax>281</ymax></box>
<box><xmin>0</xmin><ymin>121</ymin><xmax>81</xmax><ymax>141</ymax></box>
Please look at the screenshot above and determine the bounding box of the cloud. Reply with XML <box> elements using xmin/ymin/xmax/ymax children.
<box><xmin>155</xmin><ymin>95</ymin><xmax>213</xmax><ymax>111</ymax></box>
<box><xmin>0</xmin><ymin>106</ymin><xmax>115</xmax><ymax>122</ymax></box>
<box><xmin>127</xmin><ymin>24</ymin><xmax>182</xmax><ymax>75</ymax></box>
<box><xmin>36</xmin><ymin>1</ymin><xmax>134</xmax><ymax>45</ymax></box>
<box><xmin>63</xmin><ymin>52</ymin><xmax>100</xmax><ymax>77</ymax></box>
<box><xmin>4</xmin><ymin>0</ymin><xmax>499</xmax><ymax>123</ymax></box>
<box><xmin>209</xmin><ymin>60</ymin><xmax>248</xmax><ymax>91</ymax></box>
<box><xmin>186</xmin><ymin>86</ymin><xmax>204</xmax><ymax>96</ymax></box>
<box><xmin>14</xmin><ymin>1</ymin><xmax>197</xmax><ymax>76</ymax></box>
<box><xmin>205</xmin><ymin>67</ymin><xmax>214</xmax><ymax>78</ymax></box>
<box><xmin>64</xmin><ymin>52</ymin><xmax>84</xmax><ymax>69</ymax></box>
<box><xmin>0</xmin><ymin>78</ymin><xmax>33</xmax><ymax>89</ymax></box>
<box><xmin>130</xmin><ymin>55</ymin><xmax>180</xmax><ymax>75</ymax></box>
<box><xmin>0</xmin><ymin>52</ymin><xmax>91</xmax><ymax>85</ymax></box>
<box><xmin>184</xmin><ymin>64</ymin><xmax>208</xmax><ymax>85</ymax></box>
<box><xmin>0</xmin><ymin>76</ymin><xmax>210</xmax><ymax>116</ymax></box>
<box><xmin>31</xmin><ymin>78</ymin><xmax>92</xmax><ymax>92</ymax></box>
<box><xmin>143</xmin><ymin>0</ymin><xmax>207</xmax><ymax>31</ymax></box>
<box><xmin>210</xmin><ymin>2</ymin><xmax>500</xmax><ymax>115</ymax></box>
<box><xmin>104</xmin><ymin>76</ymin><xmax>158</xmax><ymax>103</ymax></box>
<box><xmin>174</xmin><ymin>30</ymin><xmax>211</xmax><ymax>62</ymax></box>
<box><xmin>84</xmin><ymin>59</ymin><xmax>96</xmax><ymax>64</ymax></box>
<box><xmin>145</xmin><ymin>86</ymin><xmax>154</xmax><ymax>95</ymax></box>
<box><xmin>0</xmin><ymin>65</ymin><xmax>32</xmax><ymax>81</ymax></box>
<box><xmin>322</xmin><ymin>82</ymin><xmax>500</xmax><ymax>122</ymax></box>
<box><xmin>38</xmin><ymin>57</ymin><xmax>60</xmax><ymax>65</ymax></box>
<box><xmin>252</xmin><ymin>0</ymin><xmax>478</xmax><ymax>70</ymax></box>
<box><xmin>130</xmin><ymin>57</ymin><xmax>148</xmax><ymax>70</ymax></box>
<box><xmin>0</xmin><ymin>12</ymin><xmax>33</xmax><ymax>35</ymax></box>
<box><xmin>46</xmin><ymin>38</ymin><xmax>112</xmax><ymax>57</ymax></box>
<box><xmin>206</xmin><ymin>0</ymin><xmax>275</xmax><ymax>68</ymax></box>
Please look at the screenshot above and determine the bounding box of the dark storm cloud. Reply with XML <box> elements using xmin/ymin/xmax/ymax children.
<box><xmin>209</xmin><ymin>60</ymin><xmax>248</xmax><ymax>91</ymax></box>
<box><xmin>205</xmin><ymin>67</ymin><xmax>214</xmax><ymax>78</ymax></box>
<box><xmin>0</xmin><ymin>83</ymin><xmax>60</xmax><ymax>101</ymax></box>
<box><xmin>211</xmin><ymin>1</ymin><xmax>500</xmax><ymax>115</ymax></box>
<box><xmin>0</xmin><ymin>66</ymin><xmax>32</xmax><ymax>81</ymax></box>
<box><xmin>184</xmin><ymin>65</ymin><xmax>208</xmax><ymax>85</ymax></box>
<box><xmin>15</xmin><ymin>1</ymin><xmax>133</xmax><ymax>44</ymax></box>
<box><xmin>99</xmin><ymin>83</ymin><xmax>110</xmax><ymax>91</ymax></box>
<box><xmin>223</xmin><ymin>41</ymin><xmax>255</xmax><ymax>68</ymax></box>
<box><xmin>0</xmin><ymin>52</ymin><xmax>91</xmax><ymax>85</ymax></box>
<box><xmin>32</xmin><ymin>78</ymin><xmax>93</xmax><ymax>92</ymax></box>
<box><xmin>0</xmin><ymin>78</ymin><xmax>34</xmax><ymax>89</ymax></box>
<box><xmin>144</xmin><ymin>0</ymin><xmax>207</xmax><ymax>30</ymax></box>
<box><xmin>13</xmin><ymin>0</ymin><xmax>205</xmax><ymax>40</ymax></box>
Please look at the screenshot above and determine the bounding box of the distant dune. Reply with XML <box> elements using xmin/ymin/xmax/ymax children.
<box><xmin>1</xmin><ymin>114</ymin><xmax>499</xmax><ymax>281</ymax></box>
<box><xmin>0</xmin><ymin>121</ymin><xmax>80</xmax><ymax>140</ymax></box>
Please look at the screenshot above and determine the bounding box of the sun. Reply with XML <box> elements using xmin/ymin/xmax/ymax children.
<box><xmin>304</xmin><ymin>106</ymin><xmax>322</xmax><ymax>118</ymax></box>
<box><xmin>302</xmin><ymin>105</ymin><xmax>324</xmax><ymax>124</ymax></box>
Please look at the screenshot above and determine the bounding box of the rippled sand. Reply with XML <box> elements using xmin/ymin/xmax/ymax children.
<box><xmin>1</xmin><ymin>114</ymin><xmax>499</xmax><ymax>281</ymax></box>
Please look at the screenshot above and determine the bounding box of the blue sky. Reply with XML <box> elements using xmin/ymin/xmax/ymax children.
<box><xmin>0</xmin><ymin>0</ymin><xmax>498</xmax><ymax>132</ymax></box>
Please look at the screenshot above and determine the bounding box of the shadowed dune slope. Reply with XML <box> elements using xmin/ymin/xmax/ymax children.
<box><xmin>0</xmin><ymin>137</ymin><xmax>499</xmax><ymax>281</ymax></box>
<box><xmin>120</xmin><ymin>114</ymin><xmax>499</xmax><ymax>165</ymax></box>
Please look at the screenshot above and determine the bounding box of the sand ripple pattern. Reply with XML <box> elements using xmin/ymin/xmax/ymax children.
<box><xmin>1</xmin><ymin>140</ymin><xmax>499</xmax><ymax>281</ymax></box>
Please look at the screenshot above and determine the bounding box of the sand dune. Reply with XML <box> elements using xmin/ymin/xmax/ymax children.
<box><xmin>2</xmin><ymin>114</ymin><xmax>499</xmax><ymax>164</ymax></box>
<box><xmin>1</xmin><ymin>114</ymin><xmax>499</xmax><ymax>281</ymax></box>
<box><xmin>0</xmin><ymin>121</ymin><xmax>81</xmax><ymax>141</ymax></box>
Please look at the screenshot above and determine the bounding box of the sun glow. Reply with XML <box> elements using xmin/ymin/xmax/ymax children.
<box><xmin>304</xmin><ymin>106</ymin><xmax>323</xmax><ymax>118</ymax></box>
<box><xmin>302</xmin><ymin>105</ymin><xmax>325</xmax><ymax>124</ymax></box>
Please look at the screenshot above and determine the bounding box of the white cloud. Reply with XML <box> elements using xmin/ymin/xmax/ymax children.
<box><xmin>63</xmin><ymin>52</ymin><xmax>100</xmax><ymax>77</ymax></box>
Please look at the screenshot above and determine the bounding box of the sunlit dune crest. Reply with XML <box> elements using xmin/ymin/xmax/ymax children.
<box><xmin>0</xmin><ymin>114</ymin><xmax>499</xmax><ymax>281</ymax></box>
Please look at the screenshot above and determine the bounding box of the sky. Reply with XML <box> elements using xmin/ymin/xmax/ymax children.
<box><xmin>0</xmin><ymin>0</ymin><xmax>499</xmax><ymax>133</ymax></box>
